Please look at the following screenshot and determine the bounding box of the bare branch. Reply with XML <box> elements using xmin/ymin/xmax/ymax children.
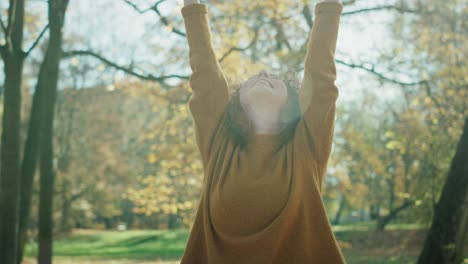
<box><xmin>271</xmin><ymin>19</ymin><xmax>292</xmax><ymax>52</ymax></box>
<box><xmin>150</xmin><ymin>0</ymin><xmax>187</xmax><ymax>37</ymax></box>
<box><xmin>0</xmin><ymin>9</ymin><xmax>7</xmax><ymax>35</ymax></box>
<box><xmin>0</xmin><ymin>45</ymin><xmax>6</xmax><ymax>60</ymax></box>
<box><xmin>70</xmin><ymin>185</ymin><xmax>93</xmax><ymax>202</ymax></box>
<box><xmin>301</xmin><ymin>4</ymin><xmax>313</xmax><ymax>29</ymax></box>
<box><xmin>62</xmin><ymin>49</ymin><xmax>189</xmax><ymax>84</ymax></box>
<box><xmin>335</xmin><ymin>59</ymin><xmax>444</xmax><ymax>116</ymax></box>
<box><xmin>125</xmin><ymin>0</ymin><xmax>265</xmax><ymax>65</ymax></box>
<box><xmin>302</xmin><ymin>2</ymin><xmax>416</xmax><ymax>30</ymax></box>
<box><xmin>421</xmin><ymin>79</ymin><xmax>443</xmax><ymax>111</ymax></box>
<box><xmin>123</xmin><ymin>0</ymin><xmax>153</xmax><ymax>13</ymax></box>
<box><xmin>219</xmin><ymin>27</ymin><xmax>260</xmax><ymax>63</ymax></box>
<box><xmin>336</xmin><ymin>58</ymin><xmax>426</xmax><ymax>86</ymax></box>
<box><xmin>24</xmin><ymin>23</ymin><xmax>49</xmax><ymax>57</ymax></box>
<box><xmin>343</xmin><ymin>5</ymin><xmax>417</xmax><ymax>16</ymax></box>
<box><xmin>124</xmin><ymin>0</ymin><xmax>186</xmax><ymax>37</ymax></box>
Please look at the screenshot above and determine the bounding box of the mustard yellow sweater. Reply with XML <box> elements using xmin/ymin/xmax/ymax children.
<box><xmin>181</xmin><ymin>2</ymin><xmax>345</xmax><ymax>263</ymax></box>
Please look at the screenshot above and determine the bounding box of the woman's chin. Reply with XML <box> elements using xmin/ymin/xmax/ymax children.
<box><xmin>249</xmin><ymin>86</ymin><xmax>272</xmax><ymax>95</ymax></box>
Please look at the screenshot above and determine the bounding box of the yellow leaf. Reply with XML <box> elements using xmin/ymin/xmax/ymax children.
<box><xmin>384</xmin><ymin>131</ymin><xmax>395</xmax><ymax>138</ymax></box>
<box><xmin>385</xmin><ymin>140</ymin><xmax>400</xmax><ymax>150</ymax></box>
<box><xmin>423</xmin><ymin>97</ymin><xmax>432</xmax><ymax>105</ymax></box>
<box><xmin>147</xmin><ymin>153</ymin><xmax>157</xmax><ymax>164</ymax></box>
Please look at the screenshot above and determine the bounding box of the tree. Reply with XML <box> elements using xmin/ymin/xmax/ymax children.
<box><xmin>126</xmin><ymin>84</ymin><xmax>204</xmax><ymax>229</ymax></box>
<box><xmin>0</xmin><ymin>1</ymin><xmax>26</xmax><ymax>263</ymax></box>
<box><xmin>417</xmin><ymin>117</ymin><xmax>468</xmax><ymax>263</ymax></box>
<box><xmin>36</xmin><ymin>1</ymin><xmax>69</xmax><ymax>263</ymax></box>
<box><xmin>388</xmin><ymin>0</ymin><xmax>467</xmax><ymax>238</ymax></box>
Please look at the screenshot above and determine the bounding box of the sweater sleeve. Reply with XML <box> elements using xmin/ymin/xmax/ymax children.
<box><xmin>181</xmin><ymin>3</ymin><xmax>229</xmax><ymax>165</ymax></box>
<box><xmin>294</xmin><ymin>2</ymin><xmax>343</xmax><ymax>188</ymax></box>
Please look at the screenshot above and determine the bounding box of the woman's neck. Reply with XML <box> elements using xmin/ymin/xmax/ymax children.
<box><xmin>249</xmin><ymin>113</ymin><xmax>282</xmax><ymax>134</ymax></box>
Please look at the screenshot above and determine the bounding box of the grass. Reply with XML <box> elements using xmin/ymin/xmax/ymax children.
<box><xmin>26</xmin><ymin>229</ymin><xmax>187</xmax><ymax>261</ymax></box>
<box><xmin>22</xmin><ymin>223</ymin><xmax>463</xmax><ymax>264</ymax></box>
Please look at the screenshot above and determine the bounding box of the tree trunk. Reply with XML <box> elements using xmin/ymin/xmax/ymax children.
<box><xmin>369</xmin><ymin>204</ymin><xmax>380</xmax><ymax>220</ymax></box>
<box><xmin>168</xmin><ymin>214</ymin><xmax>179</xmax><ymax>229</ymax></box>
<box><xmin>37</xmin><ymin>1</ymin><xmax>69</xmax><ymax>263</ymax></box>
<box><xmin>417</xmin><ymin>116</ymin><xmax>468</xmax><ymax>264</ymax></box>
<box><xmin>454</xmin><ymin>194</ymin><xmax>468</xmax><ymax>264</ymax></box>
<box><xmin>0</xmin><ymin>1</ymin><xmax>25</xmax><ymax>263</ymax></box>
<box><xmin>56</xmin><ymin>92</ymin><xmax>75</xmax><ymax>234</ymax></box>
<box><xmin>376</xmin><ymin>199</ymin><xmax>413</xmax><ymax>230</ymax></box>
<box><xmin>333</xmin><ymin>195</ymin><xmax>346</xmax><ymax>225</ymax></box>
<box><xmin>17</xmin><ymin>27</ymin><xmax>47</xmax><ymax>264</ymax></box>
<box><xmin>104</xmin><ymin>218</ymin><xmax>112</xmax><ymax>229</ymax></box>
<box><xmin>60</xmin><ymin>181</ymin><xmax>72</xmax><ymax>233</ymax></box>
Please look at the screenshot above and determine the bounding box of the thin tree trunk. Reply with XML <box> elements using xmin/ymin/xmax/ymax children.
<box><xmin>37</xmin><ymin>1</ymin><xmax>69</xmax><ymax>263</ymax></box>
<box><xmin>376</xmin><ymin>199</ymin><xmax>413</xmax><ymax>230</ymax></box>
<box><xmin>168</xmin><ymin>214</ymin><xmax>178</xmax><ymax>229</ymax></box>
<box><xmin>369</xmin><ymin>204</ymin><xmax>380</xmax><ymax>220</ymax></box>
<box><xmin>17</xmin><ymin>31</ymin><xmax>47</xmax><ymax>264</ymax></box>
<box><xmin>333</xmin><ymin>195</ymin><xmax>346</xmax><ymax>225</ymax></box>
<box><xmin>0</xmin><ymin>1</ymin><xmax>25</xmax><ymax>263</ymax></box>
<box><xmin>60</xmin><ymin>185</ymin><xmax>91</xmax><ymax>233</ymax></box>
<box><xmin>55</xmin><ymin>88</ymin><xmax>75</xmax><ymax>234</ymax></box>
<box><xmin>417</xmin><ymin>117</ymin><xmax>468</xmax><ymax>264</ymax></box>
<box><xmin>60</xmin><ymin>181</ymin><xmax>71</xmax><ymax>233</ymax></box>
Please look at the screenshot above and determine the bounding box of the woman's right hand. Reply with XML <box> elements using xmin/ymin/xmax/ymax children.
<box><xmin>184</xmin><ymin>0</ymin><xmax>200</xmax><ymax>6</ymax></box>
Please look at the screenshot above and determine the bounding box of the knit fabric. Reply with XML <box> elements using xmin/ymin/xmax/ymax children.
<box><xmin>181</xmin><ymin>2</ymin><xmax>345</xmax><ymax>263</ymax></box>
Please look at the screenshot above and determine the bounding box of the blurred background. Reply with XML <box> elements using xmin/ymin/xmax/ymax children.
<box><xmin>0</xmin><ymin>0</ymin><xmax>467</xmax><ymax>263</ymax></box>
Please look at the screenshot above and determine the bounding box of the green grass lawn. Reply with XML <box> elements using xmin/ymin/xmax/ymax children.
<box><xmin>22</xmin><ymin>223</ymin><xmax>442</xmax><ymax>264</ymax></box>
<box><xmin>25</xmin><ymin>229</ymin><xmax>186</xmax><ymax>261</ymax></box>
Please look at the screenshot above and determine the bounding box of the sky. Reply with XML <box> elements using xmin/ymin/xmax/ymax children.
<box><xmin>2</xmin><ymin>0</ymin><xmax>408</xmax><ymax>104</ymax></box>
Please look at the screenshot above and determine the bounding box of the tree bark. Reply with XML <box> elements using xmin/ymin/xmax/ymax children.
<box><xmin>417</xmin><ymin>116</ymin><xmax>468</xmax><ymax>264</ymax></box>
<box><xmin>369</xmin><ymin>204</ymin><xmax>380</xmax><ymax>220</ymax></box>
<box><xmin>0</xmin><ymin>1</ymin><xmax>25</xmax><ymax>263</ymax></box>
<box><xmin>333</xmin><ymin>195</ymin><xmax>346</xmax><ymax>225</ymax></box>
<box><xmin>376</xmin><ymin>199</ymin><xmax>413</xmax><ymax>230</ymax></box>
<box><xmin>454</xmin><ymin>194</ymin><xmax>468</xmax><ymax>264</ymax></box>
<box><xmin>168</xmin><ymin>214</ymin><xmax>178</xmax><ymax>229</ymax></box>
<box><xmin>17</xmin><ymin>31</ymin><xmax>47</xmax><ymax>264</ymax></box>
<box><xmin>60</xmin><ymin>182</ymin><xmax>72</xmax><ymax>233</ymax></box>
<box><xmin>56</xmin><ymin>91</ymin><xmax>74</xmax><ymax>234</ymax></box>
<box><xmin>37</xmin><ymin>1</ymin><xmax>69</xmax><ymax>263</ymax></box>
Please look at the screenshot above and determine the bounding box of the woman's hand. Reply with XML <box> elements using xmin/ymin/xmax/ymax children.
<box><xmin>184</xmin><ymin>0</ymin><xmax>199</xmax><ymax>6</ymax></box>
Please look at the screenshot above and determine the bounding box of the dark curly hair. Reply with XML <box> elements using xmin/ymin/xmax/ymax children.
<box><xmin>221</xmin><ymin>70</ymin><xmax>302</xmax><ymax>149</ymax></box>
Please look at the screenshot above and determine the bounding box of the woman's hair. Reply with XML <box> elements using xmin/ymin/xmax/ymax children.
<box><xmin>222</xmin><ymin>70</ymin><xmax>302</xmax><ymax>149</ymax></box>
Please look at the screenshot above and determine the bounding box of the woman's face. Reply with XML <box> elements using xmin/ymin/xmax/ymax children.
<box><xmin>239</xmin><ymin>70</ymin><xmax>288</xmax><ymax>118</ymax></box>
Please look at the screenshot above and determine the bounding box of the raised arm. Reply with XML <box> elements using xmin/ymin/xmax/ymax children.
<box><xmin>181</xmin><ymin>1</ymin><xmax>229</xmax><ymax>166</ymax></box>
<box><xmin>294</xmin><ymin>0</ymin><xmax>343</xmax><ymax>190</ymax></box>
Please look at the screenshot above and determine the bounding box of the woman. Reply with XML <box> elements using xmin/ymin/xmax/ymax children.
<box><xmin>181</xmin><ymin>0</ymin><xmax>345</xmax><ymax>263</ymax></box>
